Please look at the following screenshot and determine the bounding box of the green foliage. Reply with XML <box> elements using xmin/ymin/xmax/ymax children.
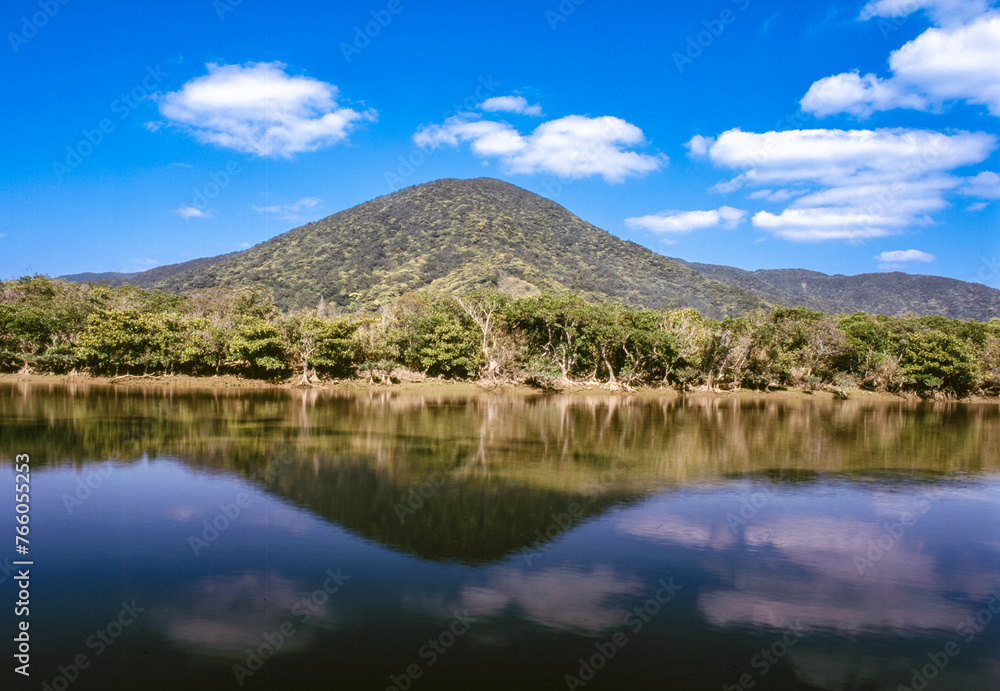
<box><xmin>512</xmin><ymin>293</ymin><xmax>592</xmax><ymax>379</ymax></box>
<box><xmin>228</xmin><ymin>317</ymin><xmax>288</xmax><ymax>379</ymax></box>
<box><xmin>78</xmin><ymin>309</ymin><xmax>161</xmax><ymax>375</ymax></box>
<box><xmin>311</xmin><ymin>317</ymin><xmax>362</xmax><ymax>379</ymax></box>
<box><xmin>396</xmin><ymin>295</ymin><xmax>482</xmax><ymax>379</ymax></box>
<box><xmin>1</xmin><ymin>275</ymin><xmax>996</xmax><ymax>399</ymax></box>
<box><xmin>73</xmin><ymin>178</ymin><xmax>768</xmax><ymax>318</ymax></box>
<box><xmin>899</xmin><ymin>330</ymin><xmax>977</xmax><ymax>397</ymax></box>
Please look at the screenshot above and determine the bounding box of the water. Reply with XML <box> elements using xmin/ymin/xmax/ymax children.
<box><xmin>2</xmin><ymin>383</ymin><xmax>999</xmax><ymax>690</ymax></box>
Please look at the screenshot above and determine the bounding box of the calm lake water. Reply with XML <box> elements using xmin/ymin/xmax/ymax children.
<box><xmin>2</xmin><ymin>383</ymin><xmax>999</xmax><ymax>690</ymax></box>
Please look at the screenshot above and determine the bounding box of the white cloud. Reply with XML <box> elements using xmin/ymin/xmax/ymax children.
<box><xmin>875</xmin><ymin>249</ymin><xmax>937</xmax><ymax>262</ymax></box>
<box><xmin>859</xmin><ymin>0</ymin><xmax>994</xmax><ymax>26</ymax></box>
<box><xmin>159</xmin><ymin>62</ymin><xmax>376</xmax><ymax>157</ymax></box>
<box><xmin>176</xmin><ymin>206</ymin><xmax>207</xmax><ymax>219</ymax></box>
<box><xmin>693</xmin><ymin>128</ymin><xmax>994</xmax><ymax>184</ymax></box>
<box><xmin>803</xmin><ymin>13</ymin><xmax>1000</xmax><ymax>118</ymax></box>
<box><xmin>685</xmin><ymin>135</ymin><xmax>714</xmax><ymax>157</ymax></box>
<box><xmin>968</xmin><ymin>201</ymin><xmax>990</xmax><ymax>211</ymax></box>
<box><xmin>414</xmin><ymin>113</ymin><xmax>666</xmax><ymax>183</ymax></box>
<box><xmin>801</xmin><ymin>72</ymin><xmax>927</xmax><ymax>118</ymax></box>
<box><xmin>479</xmin><ymin>95</ymin><xmax>542</xmax><ymax>116</ymax></box>
<box><xmin>959</xmin><ymin>170</ymin><xmax>1000</xmax><ymax>198</ymax></box>
<box><xmin>237</xmin><ymin>241</ymin><xmax>252</xmax><ymax>249</ymax></box>
<box><xmin>747</xmin><ymin>188</ymin><xmax>803</xmax><ymax>202</ymax></box>
<box><xmin>691</xmin><ymin>127</ymin><xmax>996</xmax><ymax>241</ymax></box>
<box><xmin>625</xmin><ymin>207</ymin><xmax>747</xmax><ymax>235</ymax></box>
<box><xmin>252</xmin><ymin>197</ymin><xmax>323</xmax><ymax>223</ymax></box>
<box><xmin>753</xmin><ymin>208</ymin><xmax>913</xmax><ymax>241</ymax></box>
<box><xmin>144</xmin><ymin>121</ymin><xmax>164</xmax><ymax>133</ymax></box>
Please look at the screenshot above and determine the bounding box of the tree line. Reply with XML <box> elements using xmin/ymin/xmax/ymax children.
<box><xmin>2</xmin><ymin>275</ymin><xmax>998</xmax><ymax>398</ymax></box>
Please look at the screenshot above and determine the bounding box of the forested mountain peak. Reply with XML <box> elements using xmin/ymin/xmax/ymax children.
<box><xmin>64</xmin><ymin>177</ymin><xmax>766</xmax><ymax>317</ymax></box>
<box><xmin>58</xmin><ymin>177</ymin><xmax>999</xmax><ymax>320</ymax></box>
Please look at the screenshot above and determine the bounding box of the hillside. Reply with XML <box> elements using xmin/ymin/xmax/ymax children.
<box><xmin>61</xmin><ymin>253</ymin><xmax>237</xmax><ymax>289</ymax></box>
<box><xmin>58</xmin><ymin>177</ymin><xmax>1000</xmax><ymax>320</ymax></box>
<box><xmin>65</xmin><ymin>178</ymin><xmax>766</xmax><ymax>318</ymax></box>
<box><xmin>678</xmin><ymin>261</ymin><xmax>1000</xmax><ymax>321</ymax></box>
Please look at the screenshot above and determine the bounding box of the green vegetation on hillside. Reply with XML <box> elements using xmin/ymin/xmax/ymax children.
<box><xmin>680</xmin><ymin>261</ymin><xmax>1000</xmax><ymax>321</ymax></box>
<box><xmin>60</xmin><ymin>178</ymin><xmax>1000</xmax><ymax>321</ymax></box>
<box><xmin>4</xmin><ymin>275</ymin><xmax>999</xmax><ymax>399</ymax></box>
<box><xmin>65</xmin><ymin>178</ymin><xmax>769</xmax><ymax>317</ymax></box>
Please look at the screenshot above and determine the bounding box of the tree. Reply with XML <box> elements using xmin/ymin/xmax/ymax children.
<box><xmin>283</xmin><ymin>313</ymin><xmax>323</xmax><ymax>385</ymax></box>
<box><xmin>900</xmin><ymin>330</ymin><xmax>977</xmax><ymax>398</ymax></box>
<box><xmin>700</xmin><ymin>318</ymin><xmax>751</xmax><ymax>391</ymax></box>
<box><xmin>398</xmin><ymin>296</ymin><xmax>482</xmax><ymax>379</ymax></box>
<box><xmin>0</xmin><ymin>275</ymin><xmax>97</xmax><ymax>373</ymax></box>
<box><xmin>353</xmin><ymin>309</ymin><xmax>401</xmax><ymax>384</ymax></box>
<box><xmin>658</xmin><ymin>309</ymin><xmax>710</xmax><ymax>390</ymax></box>
<box><xmin>77</xmin><ymin>309</ymin><xmax>162</xmax><ymax>375</ymax></box>
<box><xmin>620</xmin><ymin>309</ymin><xmax>678</xmax><ymax>387</ymax></box>
<box><xmin>454</xmin><ymin>290</ymin><xmax>512</xmax><ymax>379</ymax></box>
<box><xmin>311</xmin><ymin>317</ymin><xmax>362</xmax><ymax>379</ymax></box>
<box><xmin>228</xmin><ymin>316</ymin><xmax>288</xmax><ymax>379</ymax></box>
<box><xmin>513</xmin><ymin>293</ymin><xmax>591</xmax><ymax>382</ymax></box>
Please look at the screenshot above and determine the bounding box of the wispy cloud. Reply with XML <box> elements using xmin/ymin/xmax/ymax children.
<box><xmin>176</xmin><ymin>206</ymin><xmax>207</xmax><ymax>219</ymax></box>
<box><xmin>625</xmin><ymin>207</ymin><xmax>747</xmax><ymax>239</ymax></box>
<box><xmin>876</xmin><ymin>248</ymin><xmax>937</xmax><ymax>262</ymax></box>
<box><xmin>959</xmin><ymin>171</ymin><xmax>1000</xmax><ymax>199</ymax></box>
<box><xmin>859</xmin><ymin>0</ymin><xmax>994</xmax><ymax>26</ymax></box>
<box><xmin>159</xmin><ymin>62</ymin><xmax>376</xmax><ymax>157</ymax></box>
<box><xmin>876</xmin><ymin>248</ymin><xmax>937</xmax><ymax>270</ymax></box>
<box><xmin>124</xmin><ymin>258</ymin><xmax>159</xmax><ymax>272</ymax></box>
<box><xmin>252</xmin><ymin>197</ymin><xmax>322</xmax><ymax>223</ymax></box>
<box><xmin>479</xmin><ymin>95</ymin><xmax>543</xmax><ymax>116</ymax></box>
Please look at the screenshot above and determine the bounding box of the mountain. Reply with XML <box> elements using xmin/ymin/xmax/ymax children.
<box><xmin>64</xmin><ymin>178</ymin><xmax>767</xmax><ymax>317</ymax></box>
<box><xmin>675</xmin><ymin>261</ymin><xmax>1000</xmax><ymax>321</ymax></box>
<box><xmin>61</xmin><ymin>253</ymin><xmax>237</xmax><ymax>289</ymax></box>
<box><xmin>59</xmin><ymin>177</ymin><xmax>1000</xmax><ymax>320</ymax></box>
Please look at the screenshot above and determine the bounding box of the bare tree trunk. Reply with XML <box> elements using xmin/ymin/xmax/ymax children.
<box><xmin>601</xmin><ymin>346</ymin><xmax>618</xmax><ymax>388</ymax></box>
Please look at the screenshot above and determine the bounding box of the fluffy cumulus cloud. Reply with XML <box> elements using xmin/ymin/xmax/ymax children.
<box><xmin>625</xmin><ymin>207</ymin><xmax>747</xmax><ymax>236</ymax></box>
<box><xmin>479</xmin><ymin>95</ymin><xmax>543</xmax><ymax>116</ymax></box>
<box><xmin>414</xmin><ymin>109</ymin><xmax>665</xmax><ymax>183</ymax></box>
<box><xmin>803</xmin><ymin>8</ymin><xmax>1000</xmax><ymax>118</ymax></box>
<box><xmin>159</xmin><ymin>62</ymin><xmax>376</xmax><ymax>157</ymax></box>
<box><xmin>800</xmin><ymin>72</ymin><xmax>927</xmax><ymax>118</ymax></box>
<box><xmin>690</xmin><ymin>127</ymin><xmax>996</xmax><ymax>241</ymax></box>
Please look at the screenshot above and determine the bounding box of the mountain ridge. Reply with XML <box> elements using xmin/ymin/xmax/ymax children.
<box><xmin>58</xmin><ymin>178</ymin><xmax>1000</xmax><ymax>321</ymax></box>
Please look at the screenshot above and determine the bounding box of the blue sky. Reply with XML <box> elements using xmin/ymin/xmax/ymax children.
<box><xmin>2</xmin><ymin>0</ymin><xmax>999</xmax><ymax>287</ymax></box>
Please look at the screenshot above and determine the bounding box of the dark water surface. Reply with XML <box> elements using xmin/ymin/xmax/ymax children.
<box><xmin>2</xmin><ymin>383</ymin><xmax>999</xmax><ymax>690</ymax></box>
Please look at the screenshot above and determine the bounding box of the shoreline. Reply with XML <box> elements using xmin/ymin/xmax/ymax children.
<box><xmin>2</xmin><ymin>372</ymin><xmax>997</xmax><ymax>405</ymax></box>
